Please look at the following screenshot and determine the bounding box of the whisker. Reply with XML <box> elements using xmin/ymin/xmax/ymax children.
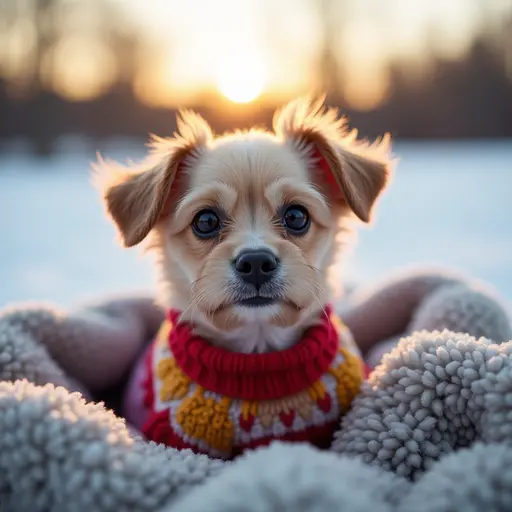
<box><xmin>297</xmin><ymin>271</ymin><xmax>329</xmax><ymax>322</ymax></box>
<box><xmin>190</xmin><ymin>294</ymin><xmax>202</xmax><ymax>322</ymax></box>
<box><xmin>310</xmin><ymin>288</ymin><xmax>329</xmax><ymax>323</ymax></box>
<box><xmin>304</xmin><ymin>264</ymin><xmax>323</xmax><ymax>274</ymax></box>
<box><xmin>183</xmin><ymin>285</ymin><xmax>209</xmax><ymax>326</ymax></box>
<box><xmin>190</xmin><ymin>275</ymin><xmax>209</xmax><ymax>290</ymax></box>
<box><xmin>180</xmin><ymin>296</ymin><xmax>200</xmax><ymax>321</ymax></box>
<box><xmin>301</xmin><ymin>276</ymin><xmax>326</xmax><ymax>295</ymax></box>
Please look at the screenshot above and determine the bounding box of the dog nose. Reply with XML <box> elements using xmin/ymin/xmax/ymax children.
<box><xmin>234</xmin><ymin>249</ymin><xmax>279</xmax><ymax>288</ymax></box>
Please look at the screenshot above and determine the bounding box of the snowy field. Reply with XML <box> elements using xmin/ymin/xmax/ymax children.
<box><xmin>0</xmin><ymin>139</ymin><xmax>511</xmax><ymax>309</ymax></box>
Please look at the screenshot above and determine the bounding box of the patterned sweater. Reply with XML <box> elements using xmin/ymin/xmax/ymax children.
<box><xmin>140</xmin><ymin>306</ymin><xmax>368</xmax><ymax>459</ymax></box>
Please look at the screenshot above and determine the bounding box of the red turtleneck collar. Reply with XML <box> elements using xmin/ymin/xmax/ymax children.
<box><xmin>167</xmin><ymin>306</ymin><xmax>340</xmax><ymax>401</ymax></box>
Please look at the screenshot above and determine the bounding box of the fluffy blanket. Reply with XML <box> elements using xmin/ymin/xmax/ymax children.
<box><xmin>1</xmin><ymin>267</ymin><xmax>511</xmax><ymax>512</ymax></box>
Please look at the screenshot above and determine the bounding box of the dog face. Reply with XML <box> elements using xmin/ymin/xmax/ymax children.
<box><xmin>95</xmin><ymin>98</ymin><xmax>392</xmax><ymax>352</ymax></box>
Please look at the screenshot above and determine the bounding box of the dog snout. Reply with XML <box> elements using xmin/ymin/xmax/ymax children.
<box><xmin>234</xmin><ymin>249</ymin><xmax>279</xmax><ymax>288</ymax></box>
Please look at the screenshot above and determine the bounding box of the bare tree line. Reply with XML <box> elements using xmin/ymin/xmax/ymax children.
<box><xmin>0</xmin><ymin>0</ymin><xmax>511</xmax><ymax>155</ymax></box>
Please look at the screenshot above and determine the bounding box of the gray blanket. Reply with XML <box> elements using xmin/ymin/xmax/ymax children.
<box><xmin>1</xmin><ymin>267</ymin><xmax>511</xmax><ymax>511</ymax></box>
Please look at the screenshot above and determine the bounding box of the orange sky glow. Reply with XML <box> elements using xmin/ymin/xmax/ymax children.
<box><xmin>0</xmin><ymin>0</ymin><xmax>510</xmax><ymax>110</ymax></box>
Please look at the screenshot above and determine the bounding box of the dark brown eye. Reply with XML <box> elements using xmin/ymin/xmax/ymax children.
<box><xmin>192</xmin><ymin>209</ymin><xmax>221</xmax><ymax>238</ymax></box>
<box><xmin>282</xmin><ymin>205</ymin><xmax>310</xmax><ymax>234</ymax></box>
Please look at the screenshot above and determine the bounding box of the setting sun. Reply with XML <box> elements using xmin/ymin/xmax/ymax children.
<box><xmin>215</xmin><ymin>54</ymin><xmax>266</xmax><ymax>104</ymax></box>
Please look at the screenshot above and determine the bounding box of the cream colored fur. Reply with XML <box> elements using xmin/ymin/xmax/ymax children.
<box><xmin>94</xmin><ymin>97</ymin><xmax>393</xmax><ymax>353</ymax></box>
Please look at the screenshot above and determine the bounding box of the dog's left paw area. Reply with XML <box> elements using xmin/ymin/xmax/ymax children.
<box><xmin>173</xmin><ymin>442</ymin><xmax>408</xmax><ymax>512</ymax></box>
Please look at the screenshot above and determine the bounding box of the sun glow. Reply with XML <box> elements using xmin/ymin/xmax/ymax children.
<box><xmin>215</xmin><ymin>53</ymin><xmax>267</xmax><ymax>104</ymax></box>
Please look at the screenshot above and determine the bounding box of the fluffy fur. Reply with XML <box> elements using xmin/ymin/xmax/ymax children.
<box><xmin>94</xmin><ymin>97</ymin><xmax>393</xmax><ymax>353</ymax></box>
<box><xmin>1</xmin><ymin>276</ymin><xmax>512</xmax><ymax>510</ymax></box>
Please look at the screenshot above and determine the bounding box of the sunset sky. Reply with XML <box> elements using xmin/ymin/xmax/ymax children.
<box><xmin>129</xmin><ymin>0</ymin><xmax>511</xmax><ymax>108</ymax></box>
<box><xmin>0</xmin><ymin>0</ymin><xmax>510</xmax><ymax>109</ymax></box>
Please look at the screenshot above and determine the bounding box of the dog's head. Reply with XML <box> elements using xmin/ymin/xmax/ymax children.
<box><xmin>95</xmin><ymin>98</ymin><xmax>393</xmax><ymax>352</ymax></box>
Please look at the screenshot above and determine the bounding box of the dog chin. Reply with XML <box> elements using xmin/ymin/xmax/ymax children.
<box><xmin>233</xmin><ymin>302</ymin><xmax>281</xmax><ymax>320</ymax></box>
<box><xmin>202</xmin><ymin>300</ymin><xmax>304</xmax><ymax>333</ymax></box>
<box><xmin>207</xmin><ymin>301</ymin><xmax>282</xmax><ymax>328</ymax></box>
<box><xmin>194</xmin><ymin>301</ymin><xmax>305</xmax><ymax>353</ymax></box>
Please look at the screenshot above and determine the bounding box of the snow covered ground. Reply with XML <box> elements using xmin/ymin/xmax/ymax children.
<box><xmin>0</xmin><ymin>139</ymin><xmax>511</xmax><ymax>309</ymax></box>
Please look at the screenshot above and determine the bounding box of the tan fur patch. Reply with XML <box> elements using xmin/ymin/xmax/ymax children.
<box><xmin>94</xmin><ymin>97</ymin><xmax>394</xmax><ymax>352</ymax></box>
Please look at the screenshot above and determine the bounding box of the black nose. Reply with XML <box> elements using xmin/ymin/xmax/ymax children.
<box><xmin>234</xmin><ymin>249</ymin><xmax>279</xmax><ymax>288</ymax></box>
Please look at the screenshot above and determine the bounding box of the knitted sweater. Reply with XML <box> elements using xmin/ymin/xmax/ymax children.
<box><xmin>141</xmin><ymin>307</ymin><xmax>368</xmax><ymax>459</ymax></box>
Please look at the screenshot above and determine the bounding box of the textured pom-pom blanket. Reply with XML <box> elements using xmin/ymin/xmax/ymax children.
<box><xmin>0</xmin><ymin>267</ymin><xmax>511</xmax><ymax>512</ymax></box>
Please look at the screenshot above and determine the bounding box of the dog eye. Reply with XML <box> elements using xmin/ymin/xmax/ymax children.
<box><xmin>192</xmin><ymin>209</ymin><xmax>221</xmax><ymax>238</ymax></box>
<box><xmin>282</xmin><ymin>205</ymin><xmax>310</xmax><ymax>234</ymax></box>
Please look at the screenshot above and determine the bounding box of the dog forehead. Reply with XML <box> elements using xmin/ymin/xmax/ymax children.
<box><xmin>189</xmin><ymin>134</ymin><xmax>310</xmax><ymax>188</ymax></box>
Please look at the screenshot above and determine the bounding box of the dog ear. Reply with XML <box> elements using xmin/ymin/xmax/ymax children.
<box><xmin>273</xmin><ymin>96</ymin><xmax>393</xmax><ymax>222</ymax></box>
<box><xmin>93</xmin><ymin>111</ymin><xmax>212</xmax><ymax>247</ymax></box>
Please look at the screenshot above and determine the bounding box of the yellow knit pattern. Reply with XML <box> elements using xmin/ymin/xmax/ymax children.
<box><xmin>328</xmin><ymin>346</ymin><xmax>365</xmax><ymax>411</ymax></box>
<box><xmin>156</xmin><ymin>320</ymin><xmax>172</xmax><ymax>348</ymax></box>
<box><xmin>175</xmin><ymin>387</ymin><xmax>234</xmax><ymax>452</ymax></box>
<box><xmin>241</xmin><ymin>401</ymin><xmax>258</xmax><ymax>421</ymax></box>
<box><xmin>257</xmin><ymin>390</ymin><xmax>312</xmax><ymax>427</ymax></box>
<box><xmin>157</xmin><ymin>356</ymin><xmax>191</xmax><ymax>401</ymax></box>
<box><xmin>307</xmin><ymin>380</ymin><xmax>327</xmax><ymax>400</ymax></box>
<box><xmin>153</xmin><ymin>313</ymin><xmax>364</xmax><ymax>453</ymax></box>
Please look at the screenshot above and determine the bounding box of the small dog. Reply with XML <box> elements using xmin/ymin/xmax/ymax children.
<box><xmin>95</xmin><ymin>97</ymin><xmax>392</xmax><ymax>458</ymax></box>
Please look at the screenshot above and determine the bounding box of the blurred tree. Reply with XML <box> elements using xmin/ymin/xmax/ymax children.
<box><xmin>32</xmin><ymin>0</ymin><xmax>55</xmax><ymax>95</ymax></box>
<box><xmin>1</xmin><ymin>0</ymin><xmax>512</xmax><ymax>155</ymax></box>
<box><xmin>314</xmin><ymin>0</ymin><xmax>342</xmax><ymax>97</ymax></box>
